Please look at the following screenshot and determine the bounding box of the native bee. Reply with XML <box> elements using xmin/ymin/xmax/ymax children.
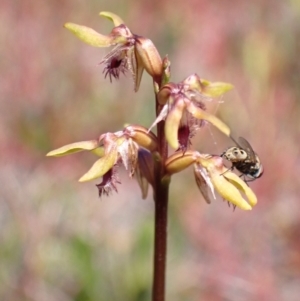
<box><xmin>221</xmin><ymin>137</ymin><xmax>263</xmax><ymax>181</ymax></box>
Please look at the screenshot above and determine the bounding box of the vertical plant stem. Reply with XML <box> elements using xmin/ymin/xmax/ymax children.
<box><xmin>152</xmin><ymin>179</ymin><xmax>169</xmax><ymax>301</ymax></box>
<box><xmin>152</xmin><ymin>107</ymin><xmax>170</xmax><ymax>301</ymax></box>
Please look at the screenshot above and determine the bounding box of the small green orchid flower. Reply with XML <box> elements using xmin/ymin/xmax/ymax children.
<box><xmin>47</xmin><ymin>125</ymin><xmax>158</xmax><ymax>197</ymax></box>
<box><xmin>165</xmin><ymin>151</ymin><xmax>257</xmax><ymax>210</ymax></box>
<box><xmin>149</xmin><ymin>74</ymin><xmax>233</xmax><ymax>150</ymax></box>
<box><xmin>65</xmin><ymin>12</ymin><xmax>162</xmax><ymax>92</ymax></box>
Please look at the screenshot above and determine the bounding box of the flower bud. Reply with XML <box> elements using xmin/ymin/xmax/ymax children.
<box><xmin>135</xmin><ymin>36</ymin><xmax>162</xmax><ymax>83</ymax></box>
<box><xmin>124</xmin><ymin>125</ymin><xmax>158</xmax><ymax>152</ymax></box>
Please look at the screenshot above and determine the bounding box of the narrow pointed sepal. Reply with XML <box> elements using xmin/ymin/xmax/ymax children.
<box><xmin>212</xmin><ymin>175</ymin><xmax>252</xmax><ymax>210</ymax></box>
<box><xmin>132</xmin><ymin>47</ymin><xmax>144</xmax><ymax>92</ymax></box>
<box><xmin>187</xmin><ymin>102</ymin><xmax>230</xmax><ymax>137</ymax></box>
<box><xmin>137</xmin><ymin>148</ymin><xmax>155</xmax><ymax>188</ymax></box>
<box><xmin>135</xmin><ymin>148</ymin><xmax>155</xmax><ymax>199</ymax></box>
<box><xmin>165</xmin><ymin>98</ymin><xmax>186</xmax><ymax>149</ymax></box>
<box><xmin>46</xmin><ymin>140</ymin><xmax>99</xmax><ymax>157</ymax></box>
<box><xmin>79</xmin><ymin>148</ymin><xmax>118</xmax><ymax>182</ymax></box>
<box><xmin>200</xmin><ymin>79</ymin><xmax>234</xmax><ymax>97</ymax></box>
<box><xmin>223</xmin><ymin>172</ymin><xmax>257</xmax><ymax>207</ymax></box>
<box><xmin>198</xmin><ymin>156</ymin><xmax>254</xmax><ymax>210</ymax></box>
<box><xmin>194</xmin><ymin>164</ymin><xmax>215</xmax><ymax>204</ymax></box>
<box><xmin>135</xmin><ymin>167</ymin><xmax>149</xmax><ymax>199</ymax></box>
<box><xmin>99</xmin><ymin>11</ymin><xmax>125</xmax><ymax>27</ymax></box>
<box><xmin>148</xmin><ymin>103</ymin><xmax>169</xmax><ymax>132</ymax></box>
<box><xmin>64</xmin><ymin>23</ymin><xmax>113</xmax><ymax>47</ymax></box>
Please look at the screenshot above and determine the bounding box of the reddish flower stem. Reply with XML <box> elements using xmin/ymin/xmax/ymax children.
<box><xmin>152</xmin><ymin>97</ymin><xmax>170</xmax><ymax>301</ymax></box>
<box><xmin>152</xmin><ymin>178</ymin><xmax>169</xmax><ymax>301</ymax></box>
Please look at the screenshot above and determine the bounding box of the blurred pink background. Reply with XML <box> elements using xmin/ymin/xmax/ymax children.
<box><xmin>1</xmin><ymin>0</ymin><xmax>300</xmax><ymax>300</ymax></box>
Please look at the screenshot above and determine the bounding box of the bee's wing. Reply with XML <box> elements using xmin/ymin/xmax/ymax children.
<box><xmin>237</xmin><ymin>137</ymin><xmax>256</xmax><ymax>161</ymax></box>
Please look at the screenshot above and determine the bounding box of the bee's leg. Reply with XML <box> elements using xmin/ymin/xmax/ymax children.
<box><xmin>220</xmin><ymin>165</ymin><xmax>234</xmax><ymax>176</ymax></box>
<box><xmin>238</xmin><ymin>174</ymin><xmax>248</xmax><ymax>185</ymax></box>
<box><xmin>238</xmin><ymin>174</ymin><xmax>255</xmax><ymax>186</ymax></box>
<box><xmin>225</xmin><ymin>200</ymin><xmax>236</xmax><ymax>212</ymax></box>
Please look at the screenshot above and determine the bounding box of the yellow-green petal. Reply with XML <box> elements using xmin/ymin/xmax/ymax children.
<box><xmin>187</xmin><ymin>102</ymin><xmax>230</xmax><ymax>137</ymax></box>
<box><xmin>165</xmin><ymin>98</ymin><xmax>186</xmax><ymax>149</ymax></box>
<box><xmin>200</xmin><ymin>79</ymin><xmax>234</xmax><ymax>97</ymax></box>
<box><xmin>46</xmin><ymin>140</ymin><xmax>99</xmax><ymax>157</ymax></box>
<box><xmin>91</xmin><ymin>147</ymin><xmax>105</xmax><ymax>157</ymax></box>
<box><xmin>198</xmin><ymin>156</ymin><xmax>252</xmax><ymax>210</ymax></box>
<box><xmin>99</xmin><ymin>11</ymin><xmax>125</xmax><ymax>27</ymax></box>
<box><xmin>79</xmin><ymin>148</ymin><xmax>118</xmax><ymax>182</ymax></box>
<box><xmin>211</xmin><ymin>174</ymin><xmax>252</xmax><ymax>210</ymax></box>
<box><xmin>224</xmin><ymin>172</ymin><xmax>257</xmax><ymax>207</ymax></box>
<box><xmin>64</xmin><ymin>23</ymin><xmax>113</xmax><ymax>47</ymax></box>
